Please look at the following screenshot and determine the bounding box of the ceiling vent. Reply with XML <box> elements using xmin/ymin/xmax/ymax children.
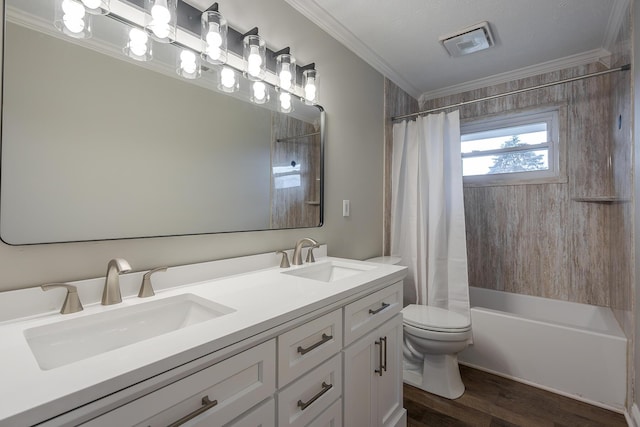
<box><xmin>439</xmin><ymin>22</ymin><xmax>495</xmax><ymax>57</ymax></box>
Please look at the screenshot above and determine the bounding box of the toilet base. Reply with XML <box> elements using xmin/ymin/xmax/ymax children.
<box><xmin>403</xmin><ymin>353</ymin><xmax>465</xmax><ymax>399</ymax></box>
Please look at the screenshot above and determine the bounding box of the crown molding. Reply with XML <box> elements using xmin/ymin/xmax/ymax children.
<box><xmin>419</xmin><ymin>48</ymin><xmax>612</xmax><ymax>103</ymax></box>
<box><xmin>284</xmin><ymin>0</ymin><xmax>421</xmax><ymax>99</ymax></box>
<box><xmin>603</xmin><ymin>0</ymin><xmax>630</xmax><ymax>51</ymax></box>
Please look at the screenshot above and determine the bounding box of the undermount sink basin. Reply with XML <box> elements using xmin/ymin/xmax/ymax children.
<box><xmin>24</xmin><ymin>294</ymin><xmax>234</xmax><ymax>370</ymax></box>
<box><xmin>282</xmin><ymin>260</ymin><xmax>376</xmax><ymax>282</ymax></box>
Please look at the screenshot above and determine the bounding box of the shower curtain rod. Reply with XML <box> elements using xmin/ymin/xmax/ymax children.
<box><xmin>391</xmin><ymin>64</ymin><xmax>631</xmax><ymax>122</ymax></box>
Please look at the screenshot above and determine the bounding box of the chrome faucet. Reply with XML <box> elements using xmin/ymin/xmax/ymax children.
<box><xmin>292</xmin><ymin>238</ymin><xmax>319</xmax><ymax>265</ymax></box>
<box><xmin>102</xmin><ymin>258</ymin><xmax>132</xmax><ymax>305</ymax></box>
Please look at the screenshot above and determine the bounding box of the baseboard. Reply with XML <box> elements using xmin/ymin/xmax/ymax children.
<box><xmin>626</xmin><ymin>403</ymin><xmax>640</xmax><ymax>427</ymax></box>
<box><xmin>389</xmin><ymin>408</ymin><xmax>407</xmax><ymax>427</ymax></box>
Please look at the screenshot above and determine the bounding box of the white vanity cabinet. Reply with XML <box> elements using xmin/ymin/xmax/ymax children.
<box><xmin>33</xmin><ymin>275</ymin><xmax>405</xmax><ymax>427</ymax></box>
<box><xmin>343</xmin><ymin>283</ymin><xmax>405</xmax><ymax>427</ymax></box>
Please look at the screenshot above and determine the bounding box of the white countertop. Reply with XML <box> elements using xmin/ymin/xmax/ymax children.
<box><xmin>0</xmin><ymin>254</ymin><xmax>406</xmax><ymax>426</ymax></box>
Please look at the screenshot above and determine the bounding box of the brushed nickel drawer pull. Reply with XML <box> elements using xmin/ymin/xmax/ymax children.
<box><xmin>369</xmin><ymin>302</ymin><xmax>390</xmax><ymax>315</ymax></box>
<box><xmin>297</xmin><ymin>333</ymin><xmax>333</xmax><ymax>355</ymax></box>
<box><xmin>297</xmin><ymin>382</ymin><xmax>333</xmax><ymax>411</ymax></box>
<box><xmin>167</xmin><ymin>396</ymin><xmax>218</xmax><ymax>427</ymax></box>
<box><xmin>374</xmin><ymin>339</ymin><xmax>384</xmax><ymax>376</ymax></box>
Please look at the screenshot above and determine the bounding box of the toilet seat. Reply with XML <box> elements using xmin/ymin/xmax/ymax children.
<box><xmin>403</xmin><ymin>322</ymin><xmax>472</xmax><ymax>342</ymax></box>
<box><xmin>402</xmin><ymin>305</ymin><xmax>471</xmax><ymax>333</ymax></box>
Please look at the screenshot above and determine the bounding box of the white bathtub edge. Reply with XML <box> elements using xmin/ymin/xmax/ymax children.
<box><xmin>459</xmin><ymin>361</ymin><xmax>625</xmax><ymax>414</ymax></box>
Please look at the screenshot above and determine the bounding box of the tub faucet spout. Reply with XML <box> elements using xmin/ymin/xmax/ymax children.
<box><xmin>292</xmin><ymin>238</ymin><xmax>319</xmax><ymax>265</ymax></box>
<box><xmin>102</xmin><ymin>258</ymin><xmax>132</xmax><ymax>305</ymax></box>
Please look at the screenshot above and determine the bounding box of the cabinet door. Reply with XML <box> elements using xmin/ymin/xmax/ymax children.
<box><xmin>376</xmin><ymin>314</ymin><xmax>403</xmax><ymax>427</ymax></box>
<box><xmin>343</xmin><ymin>314</ymin><xmax>404</xmax><ymax>427</ymax></box>
<box><xmin>342</xmin><ymin>330</ymin><xmax>376</xmax><ymax>427</ymax></box>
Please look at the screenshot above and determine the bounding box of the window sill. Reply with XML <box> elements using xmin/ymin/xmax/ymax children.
<box><xmin>572</xmin><ymin>197</ymin><xmax>631</xmax><ymax>204</ymax></box>
<box><xmin>463</xmin><ymin>174</ymin><xmax>568</xmax><ymax>187</ymax></box>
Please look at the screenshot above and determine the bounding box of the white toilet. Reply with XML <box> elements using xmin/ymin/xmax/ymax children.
<box><xmin>365</xmin><ymin>256</ymin><xmax>472</xmax><ymax>399</ymax></box>
<box><xmin>401</xmin><ymin>304</ymin><xmax>472</xmax><ymax>399</ymax></box>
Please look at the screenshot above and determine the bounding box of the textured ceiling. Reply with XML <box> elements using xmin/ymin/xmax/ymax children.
<box><xmin>285</xmin><ymin>0</ymin><xmax>628</xmax><ymax>99</ymax></box>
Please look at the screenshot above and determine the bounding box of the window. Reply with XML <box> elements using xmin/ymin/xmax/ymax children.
<box><xmin>273</xmin><ymin>163</ymin><xmax>301</xmax><ymax>189</ymax></box>
<box><xmin>461</xmin><ymin>108</ymin><xmax>562</xmax><ymax>185</ymax></box>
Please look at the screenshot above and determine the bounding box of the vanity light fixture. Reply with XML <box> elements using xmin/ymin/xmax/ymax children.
<box><xmin>301</xmin><ymin>64</ymin><xmax>319</xmax><ymax>105</ymax></box>
<box><xmin>243</xmin><ymin>29</ymin><xmax>266</xmax><ymax>81</ymax></box>
<box><xmin>219</xmin><ymin>66</ymin><xmax>239</xmax><ymax>93</ymax></box>
<box><xmin>54</xmin><ymin>0</ymin><xmax>92</xmax><ymax>39</ymax></box>
<box><xmin>177</xmin><ymin>49</ymin><xmax>201</xmax><ymax>79</ymax></box>
<box><xmin>52</xmin><ymin>0</ymin><xmax>321</xmax><ymax>109</ymax></box>
<box><xmin>144</xmin><ymin>0</ymin><xmax>177</xmax><ymax>43</ymax></box>
<box><xmin>80</xmin><ymin>0</ymin><xmax>110</xmax><ymax>15</ymax></box>
<box><xmin>201</xmin><ymin>6</ymin><xmax>227</xmax><ymax>65</ymax></box>
<box><xmin>124</xmin><ymin>27</ymin><xmax>153</xmax><ymax>61</ymax></box>
<box><xmin>275</xmin><ymin>48</ymin><xmax>296</xmax><ymax>92</ymax></box>
<box><xmin>251</xmin><ymin>81</ymin><xmax>269</xmax><ymax>104</ymax></box>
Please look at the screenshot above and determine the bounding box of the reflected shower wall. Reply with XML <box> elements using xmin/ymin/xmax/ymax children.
<box><xmin>270</xmin><ymin>113</ymin><xmax>321</xmax><ymax>229</ymax></box>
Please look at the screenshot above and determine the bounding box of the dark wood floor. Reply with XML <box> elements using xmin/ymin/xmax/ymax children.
<box><xmin>404</xmin><ymin>365</ymin><xmax>627</xmax><ymax>427</ymax></box>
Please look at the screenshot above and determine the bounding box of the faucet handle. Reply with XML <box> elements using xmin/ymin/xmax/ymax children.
<box><xmin>305</xmin><ymin>245</ymin><xmax>320</xmax><ymax>263</ymax></box>
<box><xmin>42</xmin><ymin>283</ymin><xmax>83</xmax><ymax>314</ymax></box>
<box><xmin>139</xmin><ymin>267</ymin><xmax>167</xmax><ymax>298</ymax></box>
<box><xmin>276</xmin><ymin>250</ymin><xmax>291</xmax><ymax>268</ymax></box>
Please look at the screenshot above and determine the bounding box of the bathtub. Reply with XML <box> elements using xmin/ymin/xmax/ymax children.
<box><xmin>458</xmin><ymin>286</ymin><xmax>627</xmax><ymax>412</ymax></box>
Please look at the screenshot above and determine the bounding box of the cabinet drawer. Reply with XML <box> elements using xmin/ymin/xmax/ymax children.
<box><xmin>343</xmin><ymin>282</ymin><xmax>402</xmax><ymax>345</ymax></box>
<box><xmin>278</xmin><ymin>309</ymin><xmax>342</xmax><ymax>386</ymax></box>
<box><xmin>307</xmin><ymin>398</ymin><xmax>342</xmax><ymax>427</ymax></box>
<box><xmin>277</xmin><ymin>353</ymin><xmax>342</xmax><ymax>427</ymax></box>
<box><xmin>226</xmin><ymin>397</ymin><xmax>275</xmax><ymax>427</ymax></box>
<box><xmin>82</xmin><ymin>340</ymin><xmax>276</xmax><ymax>427</ymax></box>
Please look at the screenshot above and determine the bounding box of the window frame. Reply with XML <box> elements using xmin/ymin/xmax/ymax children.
<box><xmin>461</xmin><ymin>106</ymin><xmax>566</xmax><ymax>187</ymax></box>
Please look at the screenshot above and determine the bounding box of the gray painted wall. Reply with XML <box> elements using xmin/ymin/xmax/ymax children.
<box><xmin>0</xmin><ymin>0</ymin><xmax>385</xmax><ymax>291</ymax></box>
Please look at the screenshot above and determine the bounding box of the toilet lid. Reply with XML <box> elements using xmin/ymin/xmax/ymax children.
<box><xmin>402</xmin><ymin>305</ymin><xmax>471</xmax><ymax>332</ymax></box>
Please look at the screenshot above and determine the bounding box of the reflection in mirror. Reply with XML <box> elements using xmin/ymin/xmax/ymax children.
<box><xmin>0</xmin><ymin>1</ymin><xmax>324</xmax><ymax>244</ymax></box>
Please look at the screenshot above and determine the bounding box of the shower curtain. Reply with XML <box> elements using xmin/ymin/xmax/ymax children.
<box><xmin>390</xmin><ymin>110</ymin><xmax>470</xmax><ymax>317</ymax></box>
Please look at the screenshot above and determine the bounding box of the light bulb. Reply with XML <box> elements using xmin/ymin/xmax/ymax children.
<box><xmin>221</xmin><ymin>67</ymin><xmax>236</xmax><ymax>89</ymax></box>
<box><xmin>279</xmin><ymin>68</ymin><xmax>292</xmax><ymax>90</ymax></box>
<box><xmin>180</xmin><ymin>50</ymin><xmax>197</xmax><ymax>74</ymax></box>
<box><xmin>129</xmin><ymin>27</ymin><xmax>148</xmax><ymax>44</ymax></box>
<box><xmin>247</xmin><ymin>46</ymin><xmax>263</xmax><ymax>77</ymax></box>
<box><xmin>62</xmin><ymin>0</ymin><xmax>85</xmax><ymax>18</ymax></box>
<box><xmin>253</xmin><ymin>82</ymin><xmax>266</xmax><ymax>101</ymax></box>
<box><xmin>280</xmin><ymin>92</ymin><xmax>292</xmax><ymax>111</ymax></box>
<box><xmin>129</xmin><ymin>28</ymin><xmax>149</xmax><ymax>56</ymax></box>
<box><xmin>151</xmin><ymin>0</ymin><xmax>170</xmax><ymax>23</ymax></box>
<box><xmin>206</xmin><ymin>26</ymin><xmax>222</xmax><ymax>48</ymax></box>
<box><xmin>207</xmin><ymin>46</ymin><xmax>221</xmax><ymax>61</ymax></box>
<box><xmin>81</xmin><ymin>0</ymin><xmax>101</xmax><ymax>9</ymax></box>
<box><xmin>152</xmin><ymin>22</ymin><xmax>170</xmax><ymax>39</ymax></box>
<box><xmin>63</xmin><ymin>15</ymin><xmax>85</xmax><ymax>33</ymax></box>
<box><xmin>305</xmin><ymin>79</ymin><xmax>317</xmax><ymax>102</ymax></box>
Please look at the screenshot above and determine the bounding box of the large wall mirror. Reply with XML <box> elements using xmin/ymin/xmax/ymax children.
<box><xmin>0</xmin><ymin>0</ymin><xmax>324</xmax><ymax>244</ymax></box>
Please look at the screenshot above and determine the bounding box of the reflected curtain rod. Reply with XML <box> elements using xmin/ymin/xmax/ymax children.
<box><xmin>276</xmin><ymin>131</ymin><xmax>320</xmax><ymax>142</ymax></box>
<box><xmin>392</xmin><ymin>64</ymin><xmax>631</xmax><ymax>122</ymax></box>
